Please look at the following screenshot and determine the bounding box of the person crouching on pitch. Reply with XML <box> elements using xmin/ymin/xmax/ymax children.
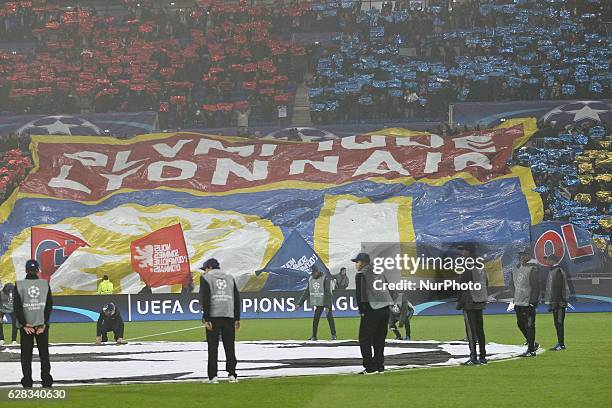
<box><xmin>544</xmin><ymin>254</ymin><xmax>571</xmax><ymax>351</ymax></box>
<box><xmin>96</xmin><ymin>302</ymin><xmax>127</xmax><ymax>345</ymax></box>
<box><xmin>509</xmin><ymin>248</ymin><xmax>541</xmax><ymax>357</ymax></box>
<box><xmin>199</xmin><ymin>258</ymin><xmax>241</xmax><ymax>384</ymax></box>
<box><xmin>456</xmin><ymin>244</ymin><xmax>489</xmax><ymax>365</ymax></box>
<box><xmin>13</xmin><ymin>260</ymin><xmax>53</xmax><ymax>388</ymax></box>
<box><xmin>353</xmin><ymin>252</ymin><xmax>395</xmax><ymax>375</ymax></box>
<box><xmin>296</xmin><ymin>265</ymin><xmax>337</xmax><ymax>341</ymax></box>
<box><xmin>389</xmin><ymin>293</ymin><xmax>414</xmax><ymax>341</ymax></box>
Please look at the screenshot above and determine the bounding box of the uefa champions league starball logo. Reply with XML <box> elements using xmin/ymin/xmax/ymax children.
<box><xmin>17</xmin><ymin>115</ymin><xmax>102</xmax><ymax>136</ymax></box>
<box><xmin>538</xmin><ymin>100</ymin><xmax>612</xmax><ymax>128</ymax></box>
<box><xmin>215</xmin><ymin>279</ymin><xmax>227</xmax><ymax>290</ymax></box>
<box><xmin>27</xmin><ymin>286</ymin><xmax>40</xmax><ymax>298</ymax></box>
<box><xmin>263</xmin><ymin>127</ymin><xmax>339</xmax><ymax>141</ymax></box>
<box><xmin>312</xmin><ymin>281</ymin><xmax>321</xmax><ymax>291</ymax></box>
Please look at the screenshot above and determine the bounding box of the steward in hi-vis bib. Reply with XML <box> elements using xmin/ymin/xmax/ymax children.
<box><xmin>456</xmin><ymin>243</ymin><xmax>489</xmax><ymax>365</ymax></box>
<box><xmin>544</xmin><ymin>254</ymin><xmax>572</xmax><ymax>351</ymax></box>
<box><xmin>0</xmin><ymin>281</ymin><xmax>18</xmax><ymax>344</ymax></box>
<box><xmin>199</xmin><ymin>258</ymin><xmax>241</xmax><ymax>383</ymax></box>
<box><xmin>297</xmin><ymin>265</ymin><xmax>336</xmax><ymax>341</ymax></box>
<box><xmin>13</xmin><ymin>259</ymin><xmax>53</xmax><ymax>388</ymax></box>
<box><xmin>353</xmin><ymin>252</ymin><xmax>395</xmax><ymax>374</ymax></box>
<box><xmin>509</xmin><ymin>249</ymin><xmax>541</xmax><ymax>357</ymax></box>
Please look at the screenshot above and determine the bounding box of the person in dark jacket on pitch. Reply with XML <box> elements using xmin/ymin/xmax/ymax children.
<box><xmin>200</xmin><ymin>258</ymin><xmax>241</xmax><ymax>384</ymax></box>
<box><xmin>509</xmin><ymin>249</ymin><xmax>541</xmax><ymax>357</ymax></box>
<box><xmin>96</xmin><ymin>303</ymin><xmax>127</xmax><ymax>345</ymax></box>
<box><xmin>332</xmin><ymin>267</ymin><xmax>349</xmax><ymax>290</ymax></box>
<box><xmin>388</xmin><ymin>293</ymin><xmax>414</xmax><ymax>341</ymax></box>
<box><xmin>13</xmin><ymin>260</ymin><xmax>53</xmax><ymax>388</ymax></box>
<box><xmin>353</xmin><ymin>252</ymin><xmax>395</xmax><ymax>375</ymax></box>
<box><xmin>456</xmin><ymin>244</ymin><xmax>489</xmax><ymax>365</ymax></box>
<box><xmin>544</xmin><ymin>254</ymin><xmax>572</xmax><ymax>351</ymax></box>
<box><xmin>0</xmin><ymin>282</ymin><xmax>17</xmax><ymax>345</ymax></box>
<box><xmin>297</xmin><ymin>265</ymin><xmax>337</xmax><ymax>340</ymax></box>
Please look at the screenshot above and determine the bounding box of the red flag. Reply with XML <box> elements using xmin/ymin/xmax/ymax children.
<box><xmin>31</xmin><ymin>227</ymin><xmax>89</xmax><ymax>281</ymax></box>
<box><xmin>130</xmin><ymin>224</ymin><xmax>190</xmax><ymax>288</ymax></box>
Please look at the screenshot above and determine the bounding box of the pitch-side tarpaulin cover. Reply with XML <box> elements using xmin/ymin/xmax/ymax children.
<box><xmin>0</xmin><ymin>118</ymin><xmax>542</xmax><ymax>294</ymax></box>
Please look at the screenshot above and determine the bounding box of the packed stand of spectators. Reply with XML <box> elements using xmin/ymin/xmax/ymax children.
<box><xmin>307</xmin><ymin>0</ymin><xmax>612</xmax><ymax>124</ymax></box>
<box><xmin>0</xmin><ymin>0</ymin><xmax>315</xmax><ymax>129</ymax></box>
<box><xmin>514</xmin><ymin>120</ymin><xmax>611</xmax><ymax>256</ymax></box>
<box><xmin>0</xmin><ymin>132</ymin><xmax>32</xmax><ymax>202</ymax></box>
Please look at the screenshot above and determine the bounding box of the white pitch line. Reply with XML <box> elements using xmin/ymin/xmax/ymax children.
<box><xmin>128</xmin><ymin>325</ymin><xmax>203</xmax><ymax>341</ymax></box>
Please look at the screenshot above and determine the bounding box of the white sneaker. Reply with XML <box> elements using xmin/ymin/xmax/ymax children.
<box><xmin>11</xmin><ymin>341</ymin><xmax>17</xmax><ymax>345</ymax></box>
<box><xmin>207</xmin><ymin>377</ymin><xmax>218</xmax><ymax>384</ymax></box>
<box><xmin>228</xmin><ymin>375</ymin><xmax>238</xmax><ymax>383</ymax></box>
<box><xmin>0</xmin><ymin>340</ymin><xmax>4</xmax><ymax>345</ymax></box>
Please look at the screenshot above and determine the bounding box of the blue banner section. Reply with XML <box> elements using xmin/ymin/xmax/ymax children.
<box><xmin>530</xmin><ymin>221</ymin><xmax>608</xmax><ymax>274</ymax></box>
<box><xmin>0</xmin><ymin>176</ymin><xmax>536</xmax><ymax>292</ymax></box>
<box><xmin>453</xmin><ymin>99</ymin><xmax>612</xmax><ymax>128</ymax></box>
<box><xmin>0</xmin><ymin>111</ymin><xmax>157</xmax><ymax>137</ymax></box>
<box><xmin>256</xmin><ymin>230</ymin><xmax>330</xmax><ymax>291</ymax></box>
<box><xmin>32</xmin><ymin>289</ymin><xmax>612</xmax><ymax>324</ymax></box>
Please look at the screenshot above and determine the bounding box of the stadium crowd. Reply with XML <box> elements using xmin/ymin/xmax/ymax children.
<box><xmin>0</xmin><ymin>0</ymin><xmax>311</xmax><ymax>128</ymax></box>
<box><xmin>0</xmin><ymin>132</ymin><xmax>32</xmax><ymax>202</ymax></box>
<box><xmin>308</xmin><ymin>0</ymin><xmax>612</xmax><ymax>123</ymax></box>
<box><xmin>515</xmin><ymin>120</ymin><xmax>611</xmax><ymax>252</ymax></box>
<box><xmin>0</xmin><ymin>1</ymin><xmax>610</xmax><ymax>128</ymax></box>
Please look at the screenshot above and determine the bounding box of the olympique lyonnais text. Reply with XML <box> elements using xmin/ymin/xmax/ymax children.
<box><xmin>21</xmin><ymin>126</ymin><xmax>528</xmax><ymax>201</ymax></box>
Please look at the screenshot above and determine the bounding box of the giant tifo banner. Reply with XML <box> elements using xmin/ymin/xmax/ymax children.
<box><xmin>452</xmin><ymin>99</ymin><xmax>612</xmax><ymax>128</ymax></box>
<box><xmin>0</xmin><ymin>118</ymin><xmax>543</xmax><ymax>294</ymax></box>
<box><xmin>0</xmin><ymin>111</ymin><xmax>157</xmax><ymax>137</ymax></box>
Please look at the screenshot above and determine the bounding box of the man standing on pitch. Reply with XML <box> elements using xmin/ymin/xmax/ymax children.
<box><xmin>456</xmin><ymin>244</ymin><xmax>488</xmax><ymax>365</ymax></box>
<box><xmin>297</xmin><ymin>265</ymin><xmax>337</xmax><ymax>341</ymax></box>
<box><xmin>353</xmin><ymin>252</ymin><xmax>394</xmax><ymax>374</ymax></box>
<box><xmin>544</xmin><ymin>254</ymin><xmax>571</xmax><ymax>351</ymax></box>
<box><xmin>200</xmin><ymin>258</ymin><xmax>241</xmax><ymax>383</ymax></box>
<box><xmin>509</xmin><ymin>249</ymin><xmax>541</xmax><ymax>357</ymax></box>
<box><xmin>332</xmin><ymin>267</ymin><xmax>349</xmax><ymax>291</ymax></box>
<box><xmin>13</xmin><ymin>260</ymin><xmax>53</xmax><ymax>388</ymax></box>
<box><xmin>0</xmin><ymin>282</ymin><xmax>18</xmax><ymax>345</ymax></box>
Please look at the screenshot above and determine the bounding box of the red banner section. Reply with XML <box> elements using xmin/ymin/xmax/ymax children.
<box><xmin>130</xmin><ymin>224</ymin><xmax>190</xmax><ymax>288</ymax></box>
<box><xmin>30</xmin><ymin>227</ymin><xmax>89</xmax><ymax>281</ymax></box>
<box><xmin>22</xmin><ymin>122</ymin><xmax>533</xmax><ymax>201</ymax></box>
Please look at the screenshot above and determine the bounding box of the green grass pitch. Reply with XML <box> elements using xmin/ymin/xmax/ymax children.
<box><xmin>6</xmin><ymin>312</ymin><xmax>612</xmax><ymax>408</ymax></box>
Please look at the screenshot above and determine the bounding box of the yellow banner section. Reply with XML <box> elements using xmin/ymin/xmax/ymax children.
<box><xmin>0</xmin><ymin>204</ymin><xmax>282</xmax><ymax>295</ymax></box>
